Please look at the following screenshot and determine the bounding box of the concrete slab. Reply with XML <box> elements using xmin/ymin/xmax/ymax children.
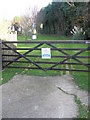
<box><xmin>56</xmin><ymin>75</ymin><xmax>88</xmax><ymax>106</ymax></box>
<box><xmin>1</xmin><ymin>74</ymin><xmax>87</xmax><ymax>118</ymax></box>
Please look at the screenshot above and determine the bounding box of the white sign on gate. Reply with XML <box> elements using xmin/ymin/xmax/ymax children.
<box><xmin>41</xmin><ymin>48</ymin><xmax>51</xmax><ymax>59</ymax></box>
<box><xmin>32</xmin><ymin>34</ymin><xmax>37</xmax><ymax>40</ymax></box>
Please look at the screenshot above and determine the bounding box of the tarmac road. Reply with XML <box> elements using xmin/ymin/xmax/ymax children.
<box><xmin>1</xmin><ymin>74</ymin><xmax>88</xmax><ymax>118</ymax></box>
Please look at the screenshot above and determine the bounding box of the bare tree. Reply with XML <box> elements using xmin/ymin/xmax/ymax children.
<box><xmin>20</xmin><ymin>7</ymin><xmax>38</xmax><ymax>40</ymax></box>
<box><xmin>21</xmin><ymin>15</ymin><xmax>32</xmax><ymax>39</ymax></box>
<box><xmin>31</xmin><ymin>7</ymin><xmax>38</xmax><ymax>23</ymax></box>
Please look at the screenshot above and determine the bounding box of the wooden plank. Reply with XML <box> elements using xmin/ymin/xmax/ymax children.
<box><xmin>2</xmin><ymin>48</ymin><xmax>89</xmax><ymax>51</ymax></box>
<box><xmin>2</xmin><ymin>54</ymin><xmax>89</xmax><ymax>58</ymax></box>
<box><xmin>3</xmin><ymin>66</ymin><xmax>90</xmax><ymax>72</ymax></box>
<box><xmin>2</xmin><ymin>40</ymin><xmax>90</xmax><ymax>44</ymax></box>
<box><xmin>2</xmin><ymin>60</ymin><xmax>90</xmax><ymax>66</ymax></box>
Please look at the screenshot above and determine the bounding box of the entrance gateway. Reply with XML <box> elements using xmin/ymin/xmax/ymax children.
<box><xmin>1</xmin><ymin>40</ymin><xmax>90</xmax><ymax>72</ymax></box>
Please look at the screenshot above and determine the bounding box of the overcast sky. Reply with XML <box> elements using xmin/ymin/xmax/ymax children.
<box><xmin>0</xmin><ymin>0</ymin><xmax>52</xmax><ymax>20</ymax></box>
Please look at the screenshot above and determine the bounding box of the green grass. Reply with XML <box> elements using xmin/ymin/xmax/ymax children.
<box><xmin>74</xmin><ymin>95</ymin><xmax>88</xmax><ymax>118</ymax></box>
<box><xmin>17</xmin><ymin>34</ymin><xmax>72</xmax><ymax>41</ymax></box>
<box><xmin>73</xmin><ymin>72</ymin><xmax>88</xmax><ymax>91</ymax></box>
<box><xmin>0</xmin><ymin>71</ymin><xmax>2</xmax><ymax>85</ymax></box>
<box><xmin>1</xmin><ymin>65</ymin><xmax>23</xmax><ymax>85</ymax></box>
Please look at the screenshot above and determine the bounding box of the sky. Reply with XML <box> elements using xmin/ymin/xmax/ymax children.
<box><xmin>0</xmin><ymin>0</ymin><xmax>52</xmax><ymax>20</ymax></box>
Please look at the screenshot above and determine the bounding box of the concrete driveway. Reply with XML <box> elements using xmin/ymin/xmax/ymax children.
<box><xmin>1</xmin><ymin>74</ymin><xmax>88</xmax><ymax>118</ymax></box>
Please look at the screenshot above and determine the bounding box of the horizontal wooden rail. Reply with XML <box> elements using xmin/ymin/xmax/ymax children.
<box><xmin>2</xmin><ymin>47</ymin><xmax>89</xmax><ymax>51</ymax></box>
<box><xmin>2</xmin><ymin>60</ymin><xmax>89</xmax><ymax>66</ymax></box>
<box><xmin>3</xmin><ymin>66</ymin><xmax>89</xmax><ymax>72</ymax></box>
<box><xmin>2</xmin><ymin>40</ymin><xmax>90</xmax><ymax>44</ymax></box>
<box><xmin>2</xmin><ymin>54</ymin><xmax>89</xmax><ymax>58</ymax></box>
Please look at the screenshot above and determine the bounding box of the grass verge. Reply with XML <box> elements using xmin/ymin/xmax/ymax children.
<box><xmin>72</xmin><ymin>72</ymin><xmax>88</xmax><ymax>91</ymax></box>
<box><xmin>1</xmin><ymin>67</ymin><xmax>23</xmax><ymax>85</ymax></box>
<box><xmin>74</xmin><ymin>95</ymin><xmax>88</xmax><ymax>118</ymax></box>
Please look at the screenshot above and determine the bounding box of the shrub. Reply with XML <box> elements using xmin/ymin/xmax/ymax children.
<box><xmin>72</xmin><ymin>32</ymin><xmax>86</xmax><ymax>40</ymax></box>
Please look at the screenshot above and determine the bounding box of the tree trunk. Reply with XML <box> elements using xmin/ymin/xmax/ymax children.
<box><xmin>53</xmin><ymin>22</ymin><xmax>55</xmax><ymax>34</ymax></box>
<box><xmin>49</xmin><ymin>23</ymin><xmax>51</xmax><ymax>34</ymax></box>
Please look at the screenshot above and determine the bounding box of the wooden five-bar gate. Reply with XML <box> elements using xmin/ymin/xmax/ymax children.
<box><xmin>1</xmin><ymin>40</ymin><xmax>90</xmax><ymax>72</ymax></box>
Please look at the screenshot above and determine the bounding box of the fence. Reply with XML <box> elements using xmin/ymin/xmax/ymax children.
<box><xmin>2</xmin><ymin>40</ymin><xmax>90</xmax><ymax>72</ymax></box>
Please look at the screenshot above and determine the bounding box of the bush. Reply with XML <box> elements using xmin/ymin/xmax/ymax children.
<box><xmin>85</xmin><ymin>28</ymin><xmax>90</xmax><ymax>40</ymax></box>
<box><xmin>72</xmin><ymin>28</ymin><xmax>90</xmax><ymax>40</ymax></box>
<box><xmin>72</xmin><ymin>32</ymin><xmax>86</xmax><ymax>40</ymax></box>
